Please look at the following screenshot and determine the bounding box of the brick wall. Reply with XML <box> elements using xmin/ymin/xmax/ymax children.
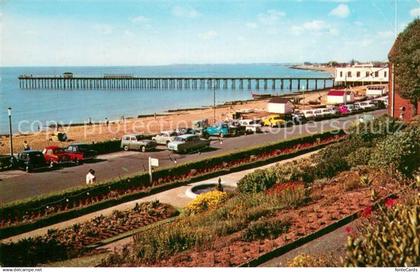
<box><xmin>388</xmin><ymin>63</ymin><xmax>420</xmax><ymax>121</ymax></box>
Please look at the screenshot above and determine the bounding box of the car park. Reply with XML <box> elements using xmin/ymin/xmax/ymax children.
<box><xmin>167</xmin><ymin>134</ymin><xmax>210</xmax><ymax>153</ymax></box>
<box><xmin>121</xmin><ymin>134</ymin><xmax>157</xmax><ymax>152</ymax></box>
<box><xmin>262</xmin><ymin>115</ymin><xmax>286</xmax><ymax>127</ymax></box>
<box><xmin>16</xmin><ymin>150</ymin><xmax>49</xmax><ymax>172</ymax></box>
<box><xmin>65</xmin><ymin>143</ymin><xmax>98</xmax><ymax>164</ymax></box>
<box><xmin>42</xmin><ymin>146</ymin><xmax>73</xmax><ymax>167</ymax></box>
<box><xmin>152</xmin><ymin>131</ymin><xmax>178</xmax><ymax>145</ymax></box>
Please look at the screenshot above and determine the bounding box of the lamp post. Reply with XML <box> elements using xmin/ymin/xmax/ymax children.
<box><xmin>8</xmin><ymin>107</ymin><xmax>14</xmax><ymax>157</ymax></box>
<box><xmin>213</xmin><ymin>80</ymin><xmax>216</xmax><ymax>124</ymax></box>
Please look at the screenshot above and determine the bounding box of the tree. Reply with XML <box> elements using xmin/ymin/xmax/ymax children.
<box><xmin>389</xmin><ymin>18</ymin><xmax>420</xmax><ymax>116</ymax></box>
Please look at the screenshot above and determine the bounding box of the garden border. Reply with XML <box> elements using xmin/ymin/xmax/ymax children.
<box><xmin>239</xmin><ymin>183</ymin><xmax>414</xmax><ymax>267</ymax></box>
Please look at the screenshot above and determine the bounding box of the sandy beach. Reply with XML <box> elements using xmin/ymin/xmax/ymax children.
<box><xmin>0</xmin><ymin>82</ymin><xmax>371</xmax><ymax>155</ymax></box>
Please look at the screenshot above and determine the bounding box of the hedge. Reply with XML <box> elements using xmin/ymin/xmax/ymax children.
<box><xmin>0</xmin><ymin>130</ymin><xmax>346</xmax><ymax>239</ymax></box>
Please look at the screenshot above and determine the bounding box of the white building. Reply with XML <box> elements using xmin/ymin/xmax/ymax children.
<box><xmin>267</xmin><ymin>97</ymin><xmax>294</xmax><ymax>114</ymax></box>
<box><xmin>335</xmin><ymin>63</ymin><xmax>389</xmax><ymax>85</ymax></box>
<box><xmin>327</xmin><ymin>89</ymin><xmax>354</xmax><ymax>105</ymax></box>
<box><xmin>366</xmin><ymin>85</ymin><xmax>388</xmax><ymax>97</ymax></box>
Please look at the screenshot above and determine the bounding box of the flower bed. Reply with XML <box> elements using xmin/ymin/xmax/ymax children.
<box><xmin>0</xmin><ymin>201</ymin><xmax>178</xmax><ymax>267</ymax></box>
<box><xmin>0</xmin><ymin>130</ymin><xmax>346</xmax><ymax>237</ymax></box>
<box><xmin>100</xmin><ymin>167</ymin><xmax>404</xmax><ymax>267</ymax></box>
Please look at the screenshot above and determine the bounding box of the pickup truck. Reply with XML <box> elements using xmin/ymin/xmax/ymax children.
<box><xmin>42</xmin><ymin>146</ymin><xmax>73</xmax><ymax>167</ymax></box>
<box><xmin>167</xmin><ymin>134</ymin><xmax>210</xmax><ymax>153</ymax></box>
<box><xmin>121</xmin><ymin>134</ymin><xmax>157</xmax><ymax>152</ymax></box>
<box><xmin>65</xmin><ymin>143</ymin><xmax>98</xmax><ymax>164</ymax></box>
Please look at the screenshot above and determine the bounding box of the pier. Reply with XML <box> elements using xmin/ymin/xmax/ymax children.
<box><xmin>18</xmin><ymin>74</ymin><xmax>335</xmax><ymax>91</ymax></box>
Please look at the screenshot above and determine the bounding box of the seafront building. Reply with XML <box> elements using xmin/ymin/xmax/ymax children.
<box><xmin>335</xmin><ymin>63</ymin><xmax>389</xmax><ymax>86</ymax></box>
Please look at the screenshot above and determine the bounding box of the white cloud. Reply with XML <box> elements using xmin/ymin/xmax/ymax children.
<box><xmin>258</xmin><ymin>9</ymin><xmax>285</xmax><ymax>25</ymax></box>
<box><xmin>92</xmin><ymin>24</ymin><xmax>113</xmax><ymax>35</ymax></box>
<box><xmin>377</xmin><ymin>31</ymin><xmax>394</xmax><ymax>39</ymax></box>
<box><xmin>172</xmin><ymin>6</ymin><xmax>200</xmax><ymax>18</ymax></box>
<box><xmin>410</xmin><ymin>8</ymin><xmax>420</xmax><ymax>17</ymax></box>
<box><xmin>245</xmin><ymin>22</ymin><xmax>258</xmax><ymax>29</ymax></box>
<box><xmin>329</xmin><ymin>4</ymin><xmax>350</xmax><ymax>18</ymax></box>
<box><xmin>198</xmin><ymin>30</ymin><xmax>218</xmax><ymax>40</ymax></box>
<box><xmin>292</xmin><ymin>20</ymin><xmax>339</xmax><ymax>36</ymax></box>
<box><xmin>130</xmin><ymin>16</ymin><xmax>149</xmax><ymax>24</ymax></box>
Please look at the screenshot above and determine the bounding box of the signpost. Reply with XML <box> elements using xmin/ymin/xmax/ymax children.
<box><xmin>148</xmin><ymin>157</ymin><xmax>159</xmax><ymax>184</ymax></box>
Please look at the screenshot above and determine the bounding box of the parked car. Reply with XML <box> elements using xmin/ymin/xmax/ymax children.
<box><xmin>345</xmin><ymin>104</ymin><xmax>362</xmax><ymax>114</ymax></box>
<box><xmin>238</xmin><ymin>119</ymin><xmax>262</xmax><ymax>133</ymax></box>
<box><xmin>338</xmin><ymin>104</ymin><xmax>350</xmax><ymax>115</ymax></box>
<box><xmin>262</xmin><ymin>115</ymin><xmax>286</xmax><ymax>127</ymax></box>
<box><xmin>65</xmin><ymin>143</ymin><xmax>98</xmax><ymax>164</ymax></box>
<box><xmin>152</xmin><ymin>131</ymin><xmax>178</xmax><ymax>145</ymax></box>
<box><xmin>301</xmin><ymin>109</ymin><xmax>316</xmax><ymax>120</ymax></box>
<box><xmin>176</xmin><ymin>128</ymin><xmax>196</xmax><ymax>135</ymax></box>
<box><xmin>16</xmin><ymin>150</ymin><xmax>49</xmax><ymax>172</ymax></box>
<box><xmin>355</xmin><ymin>101</ymin><xmax>377</xmax><ymax>111</ymax></box>
<box><xmin>204</xmin><ymin>123</ymin><xmax>237</xmax><ymax>137</ymax></box>
<box><xmin>167</xmin><ymin>134</ymin><xmax>210</xmax><ymax>153</ymax></box>
<box><xmin>42</xmin><ymin>146</ymin><xmax>72</xmax><ymax>167</ymax></box>
<box><xmin>121</xmin><ymin>134</ymin><xmax>157</xmax><ymax>152</ymax></box>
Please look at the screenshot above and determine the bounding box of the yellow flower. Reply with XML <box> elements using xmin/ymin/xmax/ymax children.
<box><xmin>185</xmin><ymin>190</ymin><xmax>228</xmax><ymax>215</ymax></box>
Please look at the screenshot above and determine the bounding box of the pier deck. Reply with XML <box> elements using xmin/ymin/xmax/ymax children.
<box><xmin>18</xmin><ymin>74</ymin><xmax>335</xmax><ymax>91</ymax></box>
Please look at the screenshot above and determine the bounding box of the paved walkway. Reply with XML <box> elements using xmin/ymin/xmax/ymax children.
<box><xmin>259</xmin><ymin>220</ymin><xmax>360</xmax><ymax>267</ymax></box>
<box><xmin>2</xmin><ymin>150</ymin><xmax>319</xmax><ymax>243</ymax></box>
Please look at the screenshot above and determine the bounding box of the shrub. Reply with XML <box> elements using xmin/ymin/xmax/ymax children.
<box><xmin>368</xmin><ymin>127</ymin><xmax>420</xmax><ymax>176</ymax></box>
<box><xmin>241</xmin><ymin>217</ymin><xmax>290</xmax><ymax>241</ymax></box>
<box><xmin>185</xmin><ymin>191</ymin><xmax>228</xmax><ymax>215</ymax></box>
<box><xmin>346</xmin><ymin>147</ymin><xmax>372</xmax><ymax>167</ymax></box>
<box><xmin>345</xmin><ymin>201</ymin><xmax>419</xmax><ymax>266</ymax></box>
<box><xmin>288</xmin><ymin>253</ymin><xmax>338</xmax><ymax>267</ymax></box>
<box><xmin>237</xmin><ymin>169</ymin><xmax>276</xmax><ymax>193</ymax></box>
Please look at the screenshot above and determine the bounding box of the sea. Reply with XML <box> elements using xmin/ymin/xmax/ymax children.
<box><xmin>0</xmin><ymin>64</ymin><xmax>332</xmax><ymax>134</ymax></box>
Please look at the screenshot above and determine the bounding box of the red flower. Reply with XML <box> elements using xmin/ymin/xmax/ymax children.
<box><xmin>384</xmin><ymin>198</ymin><xmax>397</xmax><ymax>209</ymax></box>
<box><xmin>361</xmin><ymin>206</ymin><xmax>372</xmax><ymax>218</ymax></box>
<box><xmin>344</xmin><ymin>226</ymin><xmax>353</xmax><ymax>234</ymax></box>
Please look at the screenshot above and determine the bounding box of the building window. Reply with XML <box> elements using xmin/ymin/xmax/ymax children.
<box><xmin>366</xmin><ymin>71</ymin><xmax>370</xmax><ymax>77</ymax></box>
<box><xmin>347</xmin><ymin>71</ymin><xmax>352</xmax><ymax>77</ymax></box>
<box><xmin>340</xmin><ymin>71</ymin><xmax>343</xmax><ymax>77</ymax></box>
<box><xmin>356</xmin><ymin>71</ymin><xmax>360</xmax><ymax>77</ymax></box>
<box><xmin>375</xmin><ymin>71</ymin><xmax>379</xmax><ymax>77</ymax></box>
<box><xmin>384</xmin><ymin>71</ymin><xmax>387</xmax><ymax>78</ymax></box>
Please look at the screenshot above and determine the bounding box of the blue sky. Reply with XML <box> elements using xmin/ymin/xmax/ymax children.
<box><xmin>1</xmin><ymin>0</ymin><xmax>419</xmax><ymax>66</ymax></box>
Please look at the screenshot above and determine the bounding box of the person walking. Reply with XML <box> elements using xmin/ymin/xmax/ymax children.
<box><xmin>86</xmin><ymin>169</ymin><xmax>96</xmax><ymax>185</ymax></box>
<box><xmin>23</xmin><ymin>141</ymin><xmax>31</xmax><ymax>151</ymax></box>
<box><xmin>216</xmin><ymin>177</ymin><xmax>224</xmax><ymax>192</ymax></box>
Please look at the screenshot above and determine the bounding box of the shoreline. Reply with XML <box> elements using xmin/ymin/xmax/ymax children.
<box><xmin>290</xmin><ymin>64</ymin><xmax>335</xmax><ymax>75</ymax></box>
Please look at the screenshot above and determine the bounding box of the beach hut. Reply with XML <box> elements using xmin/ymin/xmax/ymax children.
<box><xmin>327</xmin><ymin>89</ymin><xmax>354</xmax><ymax>105</ymax></box>
<box><xmin>366</xmin><ymin>85</ymin><xmax>387</xmax><ymax>97</ymax></box>
<box><xmin>267</xmin><ymin>97</ymin><xmax>294</xmax><ymax>114</ymax></box>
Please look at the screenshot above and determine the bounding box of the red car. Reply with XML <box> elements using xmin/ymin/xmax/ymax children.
<box><xmin>42</xmin><ymin>146</ymin><xmax>73</xmax><ymax>167</ymax></box>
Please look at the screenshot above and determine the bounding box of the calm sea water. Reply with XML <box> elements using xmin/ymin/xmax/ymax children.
<box><xmin>0</xmin><ymin>64</ymin><xmax>331</xmax><ymax>134</ymax></box>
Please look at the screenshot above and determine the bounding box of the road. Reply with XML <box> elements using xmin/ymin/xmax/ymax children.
<box><xmin>0</xmin><ymin>110</ymin><xmax>385</xmax><ymax>203</ymax></box>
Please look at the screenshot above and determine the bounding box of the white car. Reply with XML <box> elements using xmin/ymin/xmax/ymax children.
<box><xmin>167</xmin><ymin>134</ymin><xmax>210</xmax><ymax>153</ymax></box>
<box><xmin>355</xmin><ymin>101</ymin><xmax>377</xmax><ymax>110</ymax></box>
<box><xmin>152</xmin><ymin>131</ymin><xmax>178</xmax><ymax>145</ymax></box>
<box><xmin>301</xmin><ymin>109</ymin><xmax>316</xmax><ymax>120</ymax></box>
<box><xmin>238</xmin><ymin>119</ymin><xmax>262</xmax><ymax>133</ymax></box>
